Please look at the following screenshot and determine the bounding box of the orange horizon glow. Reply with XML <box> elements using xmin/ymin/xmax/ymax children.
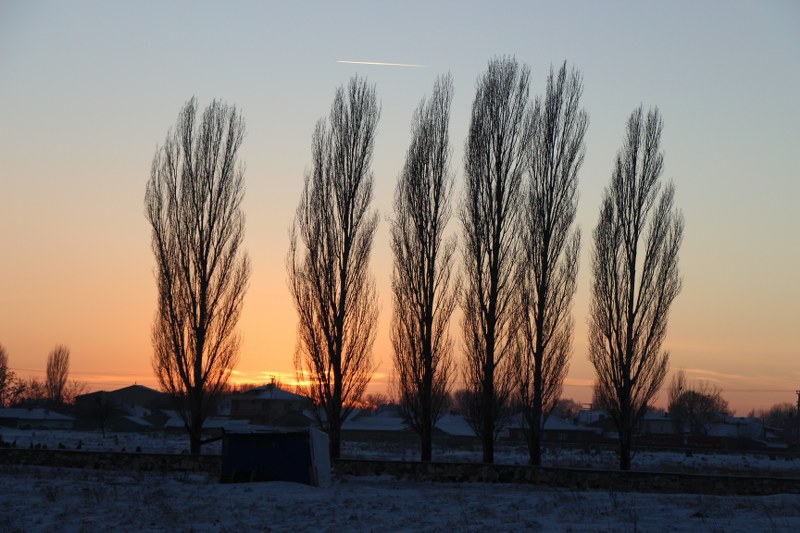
<box><xmin>2</xmin><ymin>3</ymin><xmax>797</xmax><ymax>422</ymax></box>
<box><xmin>6</xmin><ymin>358</ymin><xmax>796</xmax><ymax>415</ymax></box>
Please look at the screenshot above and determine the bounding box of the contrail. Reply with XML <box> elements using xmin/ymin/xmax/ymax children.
<box><xmin>337</xmin><ymin>60</ymin><xmax>428</xmax><ymax>68</ymax></box>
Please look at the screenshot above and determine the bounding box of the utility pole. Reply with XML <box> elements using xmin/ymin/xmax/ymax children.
<box><xmin>796</xmin><ymin>389</ymin><xmax>800</xmax><ymax>444</ymax></box>
<box><xmin>796</xmin><ymin>389</ymin><xmax>800</xmax><ymax>415</ymax></box>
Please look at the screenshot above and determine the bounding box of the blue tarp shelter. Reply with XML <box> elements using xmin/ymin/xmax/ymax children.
<box><xmin>220</xmin><ymin>428</ymin><xmax>330</xmax><ymax>486</ymax></box>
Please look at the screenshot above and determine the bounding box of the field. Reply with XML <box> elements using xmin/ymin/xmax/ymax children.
<box><xmin>1</xmin><ymin>428</ymin><xmax>800</xmax><ymax>532</ymax></box>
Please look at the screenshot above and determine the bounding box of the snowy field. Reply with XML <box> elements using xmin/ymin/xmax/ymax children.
<box><xmin>1</xmin><ymin>465</ymin><xmax>799</xmax><ymax>532</ymax></box>
<box><xmin>3</xmin><ymin>427</ymin><xmax>800</xmax><ymax>477</ymax></box>
<box><xmin>343</xmin><ymin>440</ymin><xmax>800</xmax><ymax>477</ymax></box>
<box><xmin>2</xmin><ymin>428</ymin><xmax>800</xmax><ymax>531</ymax></box>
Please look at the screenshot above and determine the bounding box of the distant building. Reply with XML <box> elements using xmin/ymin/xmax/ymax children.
<box><xmin>505</xmin><ymin>414</ymin><xmax>602</xmax><ymax>444</ymax></box>
<box><xmin>0</xmin><ymin>407</ymin><xmax>75</xmax><ymax>429</ymax></box>
<box><xmin>74</xmin><ymin>384</ymin><xmax>169</xmax><ymax>432</ymax></box>
<box><xmin>341</xmin><ymin>405</ymin><xmax>416</xmax><ymax>443</ymax></box>
<box><xmin>229</xmin><ymin>384</ymin><xmax>313</xmax><ymax>425</ymax></box>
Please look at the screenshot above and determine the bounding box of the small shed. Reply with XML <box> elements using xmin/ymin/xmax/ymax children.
<box><xmin>220</xmin><ymin>428</ymin><xmax>330</xmax><ymax>487</ymax></box>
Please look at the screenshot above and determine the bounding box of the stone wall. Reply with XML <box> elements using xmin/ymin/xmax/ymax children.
<box><xmin>0</xmin><ymin>448</ymin><xmax>219</xmax><ymax>474</ymax></box>
<box><xmin>2</xmin><ymin>449</ymin><xmax>798</xmax><ymax>495</ymax></box>
<box><xmin>333</xmin><ymin>458</ymin><xmax>800</xmax><ymax>496</ymax></box>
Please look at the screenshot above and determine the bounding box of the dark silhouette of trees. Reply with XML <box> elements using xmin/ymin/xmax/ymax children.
<box><xmin>462</xmin><ymin>56</ymin><xmax>531</xmax><ymax>463</ymax></box>
<box><xmin>751</xmin><ymin>402</ymin><xmax>797</xmax><ymax>429</ymax></box>
<box><xmin>90</xmin><ymin>391</ymin><xmax>117</xmax><ymax>438</ymax></box>
<box><xmin>0</xmin><ymin>345</ymin><xmax>47</xmax><ymax>407</ymax></box>
<box><xmin>145</xmin><ymin>97</ymin><xmax>250</xmax><ymax>455</ymax></box>
<box><xmin>391</xmin><ymin>74</ymin><xmax>457</xmax><ymax>462</ymax></box>
<box><xmin>551</xmin><ymin>398</ymin><xmax>582</xmax><ymax>421</ymax></box>
<box><xmin>515</xmin><ymin>62</ymin><xmax>586</xmax><ymax>466</ymax></box>
<box><xmin>45</xmin><ymin>345</ymin><xmax>70</xmax><ymax>404</ymax></box>
<box><xmin>16</xmin><ymin>377</ymin><xmax>46</xmax><ymax>405</ymax></box>
<box><xmin>668</xmin><ymin>370</ymin><xmax>731</xmax><ymax>435</ymax></box>
<box><xmin>64</xmin><ymin>379</ymin><xmax>88</xmax><ymax>405</ymax></box>
<box><xmin>589</xmin><ymin>105</ymin><xmax>684</xmax><ymax>470</ymax></box>
<box><xmin>0</xmin><ymin>344</ymin><xmax>10</xmax><ymax>407</ymax></box>
<box><xmin>288</xmin><ymin>76</ymin><xmax>380</xmax><ymax>460</ymax></box>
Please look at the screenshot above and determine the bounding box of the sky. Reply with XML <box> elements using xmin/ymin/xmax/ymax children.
<box><xmin>1</xmin><ymin>0</ymin><xmax>798</xmax><ymax>413</ymax></box>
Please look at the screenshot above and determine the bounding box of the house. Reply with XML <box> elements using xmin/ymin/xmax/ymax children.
<box><xmin>505</xmin><ymin>414</ymin><xmax>602</xmax><ymax>444</ymax></box>
<box><xmin>107</xmin><ymin>415</ymin><xmax>153</xmax><ymax>432</ymax></box>
<box><xmin>641</xmin><ymin>411</ymin><xmax>677</xmax><ymax>436</ymax></box>
<box><xmin>702</xmin><ymin>415</ymin><xmax>766</xmax><ymax>449</ymax></box>
<box><xmin>435</xmin><ymin>413</ymin><xmax>478</xmax><ymax>444</ymax></box>
<box><xmin>229</xmin><ymin>384</ymin><xmax>313</xmax><ymax>425</ymax></box>
<box><xmin>76</xmin><ymin>384</ymin><xmax>167</xmax><ymax>410</ymax></box>
<box><xmin>781</xmin><ymin>417</ymin><xmax>800</xmax><ymax>446</ymax></box>
<box><xmin>74</xmin><ymin>384</ymin><xmax>169</xmax><ymax>432</ymax></box>
<box><xmin>0</xmin><ymin>407</ymin><xmax>75</xmax><ymax>429</ymax></box>
<box><xmin>341</xmin><ymin>405</ymin><xmax>416</xmax><ymax>443</ymax></box>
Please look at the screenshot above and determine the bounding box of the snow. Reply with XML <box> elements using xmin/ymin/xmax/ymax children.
<box><xmin>1</xmin><ymin>465</ymin><xmax>799</xmax><ymax>532</ymax></box>
<box><xmin>2</xmin><ymin>428</ymin><xmax>800</xmax><ymax>530</ymax></box>
<box><xmin>0</xmin><ymin>427</ymin><xmax>221</xmax><ymax>455</ymax></box>
<box><xmin>2</xmin><ymin>427</ymin><xmax>799</xmax><ymax>476</ymax></box>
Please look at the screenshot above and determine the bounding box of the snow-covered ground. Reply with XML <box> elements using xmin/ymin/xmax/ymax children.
<box><xmin>0</xmin><ymin>427</ymin><xmax>223</xmax><ymax>455</ymax></box>
<box><xmin>0</xmin><ymin>464</ymin><xmax>799</xmax><ymax>532</ymax></box>
<box><xmin>341</xmin><ymin>440</ymin><xmax>800</xmax><ymax>477</ymax></box>
<box><xmin>3</xmin><ymin>427</ymin><xmax>800</xmax><ymax>476</ymax></box>
<box><xmin>3</xmin><ymin>428</ymin><xmax>800</xmax><ymax>531</ymax></box>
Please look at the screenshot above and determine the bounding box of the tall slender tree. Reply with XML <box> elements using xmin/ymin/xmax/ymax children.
<box><xmin>391</xmin><ymin>74</ymin><xmax>457</xmax><ymax>462</ymax></box>
<box><xmin>45</xmin><ymin>344</ymin><xmax>69</xmax><ymax>404</ymax></box>
<box><xmin>589</xmin><ymin>105</ymin><xmax>683</xmax><ymax>470</ymax></box>
<box><xmin>289</xmin><ymin>76</ymin><xmax>380</xmax><ymax>459</ymax></box>
<box><xmin>516</xmin><ymin>62</ymin><xmax>587</xmax><ymax>465</ymax></box>
<box><xmin>145</xmin><ymin>97</ymin><xmax>250</xmax><ymax>455</ymax></box>
<box><xmin>0</xmin><ymin>343</ymin><xmax>13</xmax><ymax>407</ymax></box>
<box><xmin>462</xmin><ymin>56</ymin><xmax>531</xmax><ymax>463</ymax></box>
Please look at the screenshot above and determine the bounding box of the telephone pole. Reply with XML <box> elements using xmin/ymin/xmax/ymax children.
<box><xmin>796</xmin><ymin>389</ymin><xmax>800</xmax><ymax>445</ymax></box>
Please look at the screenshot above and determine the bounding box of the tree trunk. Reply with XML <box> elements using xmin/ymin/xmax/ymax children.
<box><xmin>618</xmin><ymin>402</ymin><xmax>632</xmax><ymax>470</ymax></box>
<box><xmin>189</xmin><ymin>409</ymin><xmax>203</xmax><ymax>455</ymax></box>
<box><xmin>482</xmin><ymin>372</ymin><xmax>494</xmax><ymax>463</ymax></box>
<box><xmin>619</xmin><ymin>431</ymin><xmax>632</xmax><ymax>471</ymax></box>
<box><xmin>420</xmin><ymin>426</ymin><xmax>432</xmax><ymax>462</ymax></box>
<box><xmin>528</xmin><ymin>410</ymin><xmax>543</xmax><ymax>466</ymax></box>
<box><xmin>482</xmin><ymin>431</ymin><xmax>494</xmax><ymax>463</ymax></box>
<box><xmin>329</xmin><ymin>428</ymin><xmax>341</xmax><ymax>460</ymax></box>
<box><xmin>530</xmin><ymin>340</ymin><xmax>544</xmax><ymax>466</ymax></box>
<box><xmin>328</xmin><ymin>407</ymin><xmax>342</xmax><ymax>460</ymax></box>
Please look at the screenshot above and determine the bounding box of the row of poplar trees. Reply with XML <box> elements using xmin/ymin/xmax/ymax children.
<box><xmin>288</xmin><ymin>55</ymin><xmax>683</xmax><ymax>470</ymax></box>
<box><xmin>145</xmin><ymin>55</ymin><xmax>682</xmax><ymax>470</ymax></box>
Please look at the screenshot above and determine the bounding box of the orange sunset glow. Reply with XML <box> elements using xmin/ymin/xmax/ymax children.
<box><xmin>1</xmin><ymin>1</ymin><xmax>798</xmax><ymax>418</ymax></box>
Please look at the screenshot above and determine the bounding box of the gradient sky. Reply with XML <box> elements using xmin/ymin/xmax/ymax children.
<box><xmin>1</xmin><ymin>1</ymin><xmax>798</xmax><ymax>413</ymax></box>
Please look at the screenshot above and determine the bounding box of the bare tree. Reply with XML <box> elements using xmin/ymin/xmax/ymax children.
<box><xmin>589</xmin><ymin>105</ymin><xmax>684</xmax><ymax>470</ymax></box>
<box><xmin>0</xmin><ymin>343</ymin><xmax>11</xmax><ymax>407</ymax></box>
<box><xmin>14</xmin><ymin>377</ymin><xmax>46</xmax><ymax>405</ymax></box>
<box><xmin>145</xmin><ymin>97</ymin><xmax>250</xmax><ymax>455</ymax></box>
<box><xmin>751</xmin><ymin>402</ymin><xmax>797</xmax><ymax>428</ymax></box>
<box><xmin>289</xmin><ymin>76</ymin><xmax>380</xmax><ymax>459</ymax></box>
<box><xmin>462</xmin><ymin>56</ymin><xmax>531</xmax><ymax>463</ymax></box>
<box><xmin>515</xmin><ymin>62</ymin><xmax>586</xmax><ymax>466</ymax></box>
<box><xmin>668</xmin><ymin>370</ymin><xmax>730</xmax><ymax>435</ymax></box>
<box><xmin>83</xmin><ymin>391</ymin><xmax>118</xmax><ymax>438</ymax></box>
<box><xmin>551</xmin><ymin>398</ymin><xmax>582</xmax><ymax>421</ymax></box>
<box><xmin>64</xmin><ymin>379</ymin><xmax>89</xmax><ymax>405</ymax></box>
<box><xmin>391</xmin><ymin>74</ymin><xmax>458</xmax><ymax>462</ymax></box>
<box><xmin>46</xmin><ymin>345</ymin><xmax>70</xmax><ymax>404</ymax></box>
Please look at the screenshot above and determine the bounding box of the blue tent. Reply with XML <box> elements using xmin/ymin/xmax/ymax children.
<box><xmin>220</xmin><ymin>428</ymin><xmax>330</xmax><ymax>486</ymax></box>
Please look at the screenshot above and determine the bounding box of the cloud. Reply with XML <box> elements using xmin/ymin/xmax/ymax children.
<box><xmin>337</xmin><ymin>60</ymin><xmax>428</xmax><ymax>68</ymax></box>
